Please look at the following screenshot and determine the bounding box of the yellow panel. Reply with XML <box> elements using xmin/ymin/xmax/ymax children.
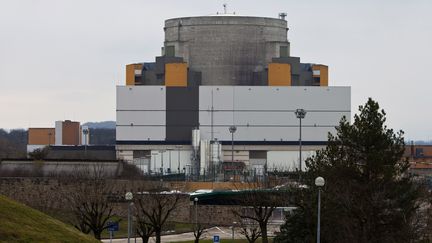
<box><xmin>312</xmin><ymin>65</ymin><xmax>329</xmax><ymax>86</ymax></box>
<box><xmin>165</xmin><ymin>63</ymin><xmax>188</xmax><ymax>87</ymax></box>
<box><xmin>268</xmin><ymin>63</ymin><xmax>291</xmax><ymax>86</ymax></box>
<box><xmin>125</xmin><ymin>64</ymin><xmax>142</xmax><ymax>85</ymax></box>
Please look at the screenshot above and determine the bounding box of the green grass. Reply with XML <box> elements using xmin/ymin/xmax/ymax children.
<box><xmin>0</xmin><ymin>195</ymin><xmax>99</xmax><ymax>243</ymax></box>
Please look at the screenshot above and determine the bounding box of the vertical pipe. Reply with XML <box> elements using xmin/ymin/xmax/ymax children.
<box><xmin>177</xmin><ymin>147</ymin><xmax>181</xmax><ymax>173</ymax></box>
<box><xmin>153</xmin><ymin>154</ymin><xmax>156</xmax><ymax>174</ymax></box>
<box><xmin>161</xmin><ymin>151</ymin><xmax>164</xmax><ymax>174</ymax></box>
<box><xmin>169</xmin><ymin>150</ymin><xmax>172</xmax><ymax>173</ymax></box>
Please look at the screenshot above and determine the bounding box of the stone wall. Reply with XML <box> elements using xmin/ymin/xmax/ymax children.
<box><xmin>0</xmin><ymin>178</ymin><xmax>240</xmax><ymax>226</ymax></box>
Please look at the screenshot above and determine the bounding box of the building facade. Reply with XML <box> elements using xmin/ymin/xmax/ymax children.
<box><xmin>116</xmin><ymin>15</ymin><xmax>351</xmax><ymax>179</ymax></box>
<box><xmin>27</xmin><ymin>120</ymin><xmax>85</xmax><ymax>153</ymax></box>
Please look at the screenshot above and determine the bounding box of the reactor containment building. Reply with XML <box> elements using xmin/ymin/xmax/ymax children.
<box><xmin>116</xmin><ymin>15</ymin><xmax>351</xmax><ymax>179</ymax></box>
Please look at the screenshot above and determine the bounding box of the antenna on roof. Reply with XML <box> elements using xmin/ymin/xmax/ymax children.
<box><xmin>279</xmin><ymin>12</ymin><xmax>287</xmax><ymax>20</ymax></box>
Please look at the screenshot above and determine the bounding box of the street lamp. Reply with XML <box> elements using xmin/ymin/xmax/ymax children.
<box><xmin>232</xmin><ymin>221</ymin><xmax>237</xmax><ymax>241</ymax></box>
<box><xmin>315</xmin><ymin>177</ymin><xmax>325</xmax><ymax>243</ymax></box>
<box><xmin>82</xmin><ymin>128</ymin><xmax>89</xmax><ymax>158</ymax></box>
<box><xmin>229</xmin><ymin>126</ymin><xmax>237</xmax><ymax>181</ymax></box>
<box><xmin>295</xmin><ymin>109</ymin><xmax>306</xmax><ymax>173</ymax></box>
<box><xmin>194</xmin><ymin>197</ymin><xmax>198</xmax><ymax>231</ymax></box>
<box><xmin>125</xmin><ymin>192</ymin><xmax>134</xmax><ymax>243</ymax></box>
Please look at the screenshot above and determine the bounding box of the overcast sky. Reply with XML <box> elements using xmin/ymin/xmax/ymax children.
<box><xmin>0</xmin><ymin>0</ymin><xmax>431</xmax><ymax>140</ymax></box>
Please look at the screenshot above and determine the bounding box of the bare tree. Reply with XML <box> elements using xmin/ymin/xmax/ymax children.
<box><xmin>239</xmin><ymin>222</ymin><xmax>261</xmax><ymax>243</ymax></box>
<box><xmin>135</xmin><ymin>213</ymin><xmax>154</xmax><ymax>243</ymax></box>
<box><xmin>232</xmin><ymin>182</ymin><xmax>285</xmax><ymax>243</ymax></box>
<box><xmin>62</xmin><ymin>164</ymin><xmax>117</xmax><ymax>240</ymax></box>
<box><xmin>134</xmin><ymin>183</ymin><xmax>183</xmax><ymax>243</ymax></box>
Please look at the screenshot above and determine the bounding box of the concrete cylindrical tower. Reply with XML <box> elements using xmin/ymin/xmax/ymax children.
<box><xmin>164</xmin><ymin>16</ymin><xmax>289</xmax><ymax>85</ymax></box>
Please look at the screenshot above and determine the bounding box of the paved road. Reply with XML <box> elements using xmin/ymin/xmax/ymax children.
<box><xmin>102</xmin><ymin>226</ymin><xmax>278</xmax><ymax>243</ymax></box>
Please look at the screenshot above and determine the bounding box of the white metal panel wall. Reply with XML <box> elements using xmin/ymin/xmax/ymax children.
<box><xmin>116</xmin><ymin>86</ymin><xmax>166</xmax><ymax>141</ymax></box>
<box><xmin>117</xmin><ymin>111</ymin><xmax>166</xmax><ymax>125</ymax></box>
<box><xmin>117</xmin><ymin>86</ymin><xmax>166</xmax><ymax>110</ymax></box>
<box><xmin>199</xmin><ymin>86</ymin><xmax>351</xmax><ymax>141</ymax></box>
<box><xmin>267</xmin><ymin>150</ymin><xmax>316</xmax><ymax>171</ymax></box>
<box><xmin>116</xmin><ymin>126</ymin><xmax>165</xmax><ymax>141</ymax></box>
<box><xmin>150</xmin><ymin>150</ymin><xmax>193</xmax><ymax>174</ymax></box>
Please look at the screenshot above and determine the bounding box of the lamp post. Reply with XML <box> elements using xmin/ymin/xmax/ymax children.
<box><xmin>295</xmin><ymin>109</ymin><xmax>306</xmax><ymax>173</ymax></box>
<box><xmin>194</xmin><ymin>197</ymin><xmax>198</xmax><ymax>231</ymax></box>
<box><xmin>229</xmin><ymin>126</ymin><xmax>237</xmax><ymax>163</ymax></box>
<box><xmin>315</xmin><ymin>177</ymin><xmax>325</xmax><ymax>243</ymax></box>
<box><xmin>232</xmin><ymin>221</ymin><xmax>237</xmax><ymax>241</ymax></box>
<box><xmin>229</xmin><ymin>126</ymin><xmax>237</xmax><ymax>180</ymax></box>
<box><xmin>229</xmin><ymin>125</ymin><xmax>237</xmax><ymax>180</ymax></box>
<box><xmin>82</xmin><ymin>128</ymin><xmax>89</xmax><ymax>158</ymax></box>
<box><xmin>125</xmin><ymin>192</ymin><xmax>134</xmax><ymax>243</ymax></box>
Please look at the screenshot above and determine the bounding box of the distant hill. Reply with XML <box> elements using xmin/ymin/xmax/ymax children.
<box><xmin>83</xmin><ymin>121</ymin><xmax>115</xmax><ymax>129</ymax></box>
<box><xmin>0</xmin><ymin>129</ymin><xmax>27</xmax><ymax>159</ymax></box>
<box><xmin>0</xmin><ymin>195</ymin><xmax>99</xmax><ymax>243</ymax></box>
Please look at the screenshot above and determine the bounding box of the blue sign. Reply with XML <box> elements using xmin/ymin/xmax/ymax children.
<box><xmin>213</xmin><ymin>235</ymin><xmax>220</xmax><ymax>243</ymax></box>
<box><xmin>107</xmin><ymin>221</ymin><xmax>119</xmax><ymax>232</ymax></box>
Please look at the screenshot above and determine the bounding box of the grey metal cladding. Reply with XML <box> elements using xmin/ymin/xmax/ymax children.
<box><xmin>199</xmin><ymin>86</ymin><xmax>351</xmax><ymax>141</ymax></box>
<box><xmin>155</xmin><ymin>56</ymin><xmax>185</xmax><ymax>75</ymax></box>
<box><xmin>116</xmin><ymin>86</ymin><xmax>166</xmax><ymax>141</ymax></box>
<box><xmin>187</xmin><ymin>70</ymin><xmax>202</xmax><ymax>87</ymax></box>
<box><xmin>300</xmin><ymin>70</ymin><xmax>313</xmax><ymax>86</ymax></box>
<box><xmin>272</xmin><ymin>57</ymin><xmax>301</xmax><ymax>75</ymax></box>
<box><xmin>166</xmin><ymin>87</ymin><xmax>199</xmax><ymax>141</ymax></box>
<box><xmin>116</xmin><ymin>86</ymin><xmax>165</xmax><ymax>110</ymax></box>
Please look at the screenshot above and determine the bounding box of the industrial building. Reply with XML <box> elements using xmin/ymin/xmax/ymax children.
<box><xmin>116</xmin><ymin>14</ymin><xmax>351</xmax><ymax>179</ymax></box>
<box><xmin>27</xmin><ymin>120</ymin><xmax>89</xmax><ymax>153</ymax></box>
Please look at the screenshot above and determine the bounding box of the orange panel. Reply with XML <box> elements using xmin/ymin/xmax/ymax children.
<box><xmin>312</xmin><ymin>64</ymin><xmax>329</xmax><ymax>86</ymax></box>
<box><xmin>126</xmin><ymin>64</ymin><xmax>142</xmax><ymax>85</ymax></box>
<box><xmin>62</xmin><ymin>121</ymin><xmax>80</xmax><ymax>145</ymax></box>
<box><xmin>268</xmin><ymin>63</ymin><xmax>291</xmax><ymax>86</ymax></box>
<box><xmin>165</xmin><ymin>63</ymin><xmax>188</xmax><ymax>87</ymax></box>
<box><xmin>28</xmin><ymin>128</ymin><xmax>55</xmax><ymax>145</ymax></box>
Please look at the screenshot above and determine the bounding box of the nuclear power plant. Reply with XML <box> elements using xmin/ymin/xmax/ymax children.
<box><xmin>116</xmin><ymin>14</ymin><xmax>351</xmax><ymax>180</ymax></box>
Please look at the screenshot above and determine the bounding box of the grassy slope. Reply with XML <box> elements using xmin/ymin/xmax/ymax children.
<box><xmin>0</xmin><ymin>195</ymin><xmax>99</xmax><ymax>243</ymax></box>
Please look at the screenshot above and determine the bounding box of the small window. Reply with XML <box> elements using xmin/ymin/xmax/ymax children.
<box><xmin>165</xmin><ymin>46</ymin><xmax>175</xmax><ymax>57</ymax></box>
<box><xmin>279</xmin><ymin>46</ymin><xmax>288</xmax><ymax>57</ymax></box>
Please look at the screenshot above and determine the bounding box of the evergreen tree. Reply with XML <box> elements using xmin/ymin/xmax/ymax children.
<box><xmin>276</xmin><ymin>98</ymin><xmax>426</xmax><ymax>243</ymax></box>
